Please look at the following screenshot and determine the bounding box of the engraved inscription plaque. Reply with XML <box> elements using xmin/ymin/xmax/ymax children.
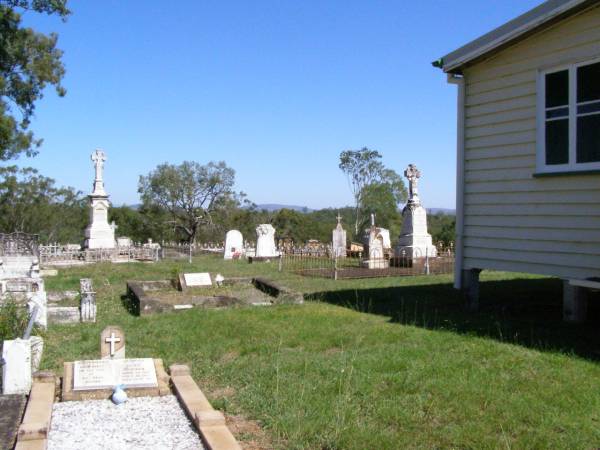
<box><xmin>73</xmin><ymin>358</ymin><xmax>157</xmax><ymax>391</ymax></box>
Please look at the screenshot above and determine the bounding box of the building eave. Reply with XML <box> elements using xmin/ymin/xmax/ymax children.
<box><xmin>436</xmin><ymin>0</ymin><xmax>599</xmax><ymax>74</ymax></box>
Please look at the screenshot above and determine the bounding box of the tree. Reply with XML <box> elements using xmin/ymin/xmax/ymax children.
<box><xmin>0</xmin><ymin>165</ymin><xmax>86</xmax><ymax>242</ymax></box>
<box><xmin>138</xmin><ymin>161</ymin><xmax>238</xmax><ymax>244</ymax></box>
<box><xmin>0</xmin><ymin>0</ymin><xmax>69</xmax><ymax>160</ymax></box>
<box><xmin>339</xmin><ymin>148</ymin><xmax>407</xmax><ymax>238</ymax></box>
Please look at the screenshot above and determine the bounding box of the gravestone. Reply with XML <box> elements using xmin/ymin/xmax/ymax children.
<box><xmin>224</xmin><ymin>230</ymin><xmax>244</xmax><ymax>260</ymax></box>
<box><xmin>332</xmin><ymin>214</ymin><xmax>347</xmax><ymax>258</ymax></box>
<box><xmin>80</xmin><ymin>278</ymin><xmax>96</xmax><ymax>322</ymax></box>
<box><xmin>100</xmin><ymin>325</ymin><xmax>125</xmax><ymax>359</ymax></box>
<box><xmin>395</xmin><ymin>164</ymin><xmax>437</xmax><ymax>259</ymax></box>
<box><xmin>362</xmin><ymin>215</ymin><xmax>390</xmax><ymax>269</ymax></box>
<box><xmin>255</xmin><ymin>224</ymin><xmax>278</xmax><ymax>258</ymax></box>
<box><xmin>84</xmin><ymin>149</ymin><xmax>116</xmax><ymax>249</ymax></box>
<box><xmin>0</xmin><ymin>232</ymin><xmax>47</xmax><ymax>328</ymax></box>
<box><xmin>183</xmin><ymin>272</ymin><xmax>212</xmax><ymax>287</ymax></box>
<box><xmin>1</xmin><ymin>339</ymin><xmax>32</xmax><ymax>394</ymax></box>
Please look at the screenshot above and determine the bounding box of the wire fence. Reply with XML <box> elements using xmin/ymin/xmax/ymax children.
<box><xmin>280</xmin><ymin>245</ymin><xmax>454</xmax><ymax>280</ymax></box>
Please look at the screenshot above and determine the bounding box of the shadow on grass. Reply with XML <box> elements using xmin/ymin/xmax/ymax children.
<box><xmin>120</xmin><ymin>294</ymin><xmax>139</xmax><ymax>316</ymax></box>
<box><xmin>306</xmin><ymin>277</ymin><xmax>600</xmax><ymax>361</ymax></box>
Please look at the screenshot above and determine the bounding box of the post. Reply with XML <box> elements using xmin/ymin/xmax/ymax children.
<box><xmin>334</xmin><ymin>256</ymin><xmax>338</xmax><ymax>281</ymax></box>
<box><xmin>278</xmin><ymin>254</ymin><xmax>283</xmax><ymax>272</ymax></box>
<box><xmin>563</xmin><ymin>281</ymin><xmax>588</xmax><ymax>323</ymax></box>
<box><xmin>424</xmin><ymin>248</ymin><xmax>430</xmax><ymax>275</ymax></box>
<box><xmin>189</xmin><ymin>242</ymin><xmax>192</xmax><ymax>264</ymax></box>
<box><xmin>462</xmin><ymin>268</ymin><xmax>481</xmax><ymax>311</ymax></box>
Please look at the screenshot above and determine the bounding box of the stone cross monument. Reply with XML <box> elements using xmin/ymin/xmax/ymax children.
<box><xmin>84</xmin><ymin>149</ymin><xmax>116</xmax><ymax>249</ymax></box>
<box><xmin>332</xmin><ymin>213</ymin><xmax>347</xmax><ymax>258</ymax></box>
<box><xmin>395</xmin><ymin>164</ymin><xmax>437</xmax><ymax>259</ymax></box>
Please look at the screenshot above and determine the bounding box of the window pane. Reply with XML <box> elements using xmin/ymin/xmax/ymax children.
<box><xmin>577</xmin><ymin>114</ymin><xmax>600</xmax><ymax>163</ymax></box>
<box><xmin>546</xmin><ymin>119</ymin><xmax>569</xmax><ymax>165</ymax></box>
<box><xmin>546</xmin><ymin>70</ymin><xmax>569</xmax><ymax>107</ymax></box>
<box><xmin>546</xmin><ymin>107</ymin><xmax>569</xmax><ymax>119</ymax></box>
<box><xmin>577</xmin><ymin>61</ymin><xmax>600</xmax><ymax>103</ymax></box>
<box><xmin>577</xmin><ymin>101</ymin><xmax>600</xmax><ymax>115</ymax></box>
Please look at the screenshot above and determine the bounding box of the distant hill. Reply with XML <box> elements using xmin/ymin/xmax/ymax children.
<box><xmin>255</xmin><ymin>204</ymin><xmax>315</xmax><ymax>213</ymax></box>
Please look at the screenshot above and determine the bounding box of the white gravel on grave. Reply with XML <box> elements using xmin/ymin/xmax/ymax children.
<box><xmin>48</xmin><ymin>395</ymin><xmax>204</xmax><ymax>450</ymax></box>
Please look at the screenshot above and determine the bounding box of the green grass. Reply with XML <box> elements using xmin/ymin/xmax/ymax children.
<box><xmin>41</xmin><ymin>255</ymin><xmax>600</xmax><ymax>449</ymax></box>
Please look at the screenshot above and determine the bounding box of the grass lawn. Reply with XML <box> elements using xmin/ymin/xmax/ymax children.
<box><xmin>40</xmin><ymin>255</ymin><xmax>600</xmax><ymax>449</ymax></box>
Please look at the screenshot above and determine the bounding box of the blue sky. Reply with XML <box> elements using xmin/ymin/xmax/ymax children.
<box><xmin>20</xmin><ymin>0</ymin><xmax>542</xmax><ymax>209</ymax></box>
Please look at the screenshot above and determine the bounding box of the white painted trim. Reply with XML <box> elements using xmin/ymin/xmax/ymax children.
<box><xmin>569</xmin><ymin>278</ymin><xmax>600</xmax><ymax>289</ymax></box>
<box><xmin>536</xmin><ymin>57</ymin><xmax>600</xmax><ymax>174</ymax></box>
<box><xmin>443</xmin><ymin>0</ymin><xmax>589</xmax><ymax>73</ymax></box>
<box><xmin>448</xmin><ymin>73</ymin><xmax>465</xmax><ymax>289</ymax></box>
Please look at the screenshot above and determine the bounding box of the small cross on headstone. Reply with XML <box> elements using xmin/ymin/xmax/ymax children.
<box><xmin>105</xmin><ymin>332</ymin><xmax>121</xmax><ymax>357</ymax></box>
<box><xmin>404</xmin><ymin>164</ymin><xmax>421</xmax><ymax>203</ymax></box>
<box><xmin>100</xmin><ymin>325</ymin><xmax>125</xmax><ymax>359</ymax></box>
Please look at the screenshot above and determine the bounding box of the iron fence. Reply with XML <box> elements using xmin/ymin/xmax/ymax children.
<box><xmin>39</xmin><ymin>245</ymin><xmax>160</xmax><ymax>265</ymax></box>
<box><xmin>280</xmin><ymin>245</ymin><xmax>454</xmax><ymax>280</ymax></box>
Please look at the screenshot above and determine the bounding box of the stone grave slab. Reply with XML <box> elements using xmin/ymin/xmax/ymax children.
<box><xmin>183</xmin><ymin>272</ymin><xmax>212</xmax><ymax>287</ymax></box>
<box><xmin>62</xmin><ymin>358</ymin><xmax>170</xmax><ymax>401</ymax></box>
<box><xmin>0</xmin><ymin>394</ymin><xmax>26</xmax><ymax>450</ymax></box>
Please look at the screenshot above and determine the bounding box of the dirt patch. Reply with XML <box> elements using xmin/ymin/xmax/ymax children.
<box><xmin>211</xmin><ymin>386</ymin><xmax>236</xmax><ymax>398</ymax></box>
<box><xmin>226</xmin><ymin>414</ymin><xmax>274</xmax><ymax>450</ymax></box>
<box><xmin>219</xmin><ymin>351</ymin><xmax>240</xmax><ymax>364</ymax></box>
<box><xmin>324</xmin><ymin>347</ymin><xmax>343</xmax><ymax>356</ymax></box>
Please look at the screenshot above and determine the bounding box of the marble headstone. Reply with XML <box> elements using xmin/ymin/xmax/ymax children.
<box><xmin>255</xmin><ymin>224</ymin><xmax>279</xmax><ymax>258</ymax></box>
<box><xmin>332</xmin><ymin>214</ymin><xmax>347</xmax><ymax>258</ymax></box>
<box><xmin>395</xmin><ymin>164</ymin><xmax>437</xmax><ymax>259</ymax></box>
<box><xmin>224</xmin><ymin>230</ymin><xmax>244</xmax><ymax>260</ymax></box>
<box><xmin>1</xmin><ymin>339</ymin><xmax>32</xmax><ymax>395</ymax></box>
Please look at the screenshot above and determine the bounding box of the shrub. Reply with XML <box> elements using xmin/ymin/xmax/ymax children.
<box><xmin>0</xmin><ymin>299</ymin><xmax>30</xmax><ymax>343</ymax></box>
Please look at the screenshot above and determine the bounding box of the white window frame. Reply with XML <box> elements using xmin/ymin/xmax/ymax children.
<box><xmin>536</xmin><ymin>57</ymin><xmax>600</xmax><ymax>174</ymax></box>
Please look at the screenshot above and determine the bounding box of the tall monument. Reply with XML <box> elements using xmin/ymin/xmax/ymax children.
<box><xmin>84</xmin><ymin>149</ymin><xmax>116</xmax><ymax>249</ymax></box>
<box><xmin>395</xmin><ymin>164</ymin><xmax>437</xmax><ymax>258</ymax></box>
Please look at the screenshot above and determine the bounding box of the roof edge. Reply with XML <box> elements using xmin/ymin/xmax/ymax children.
<box><xmin>439</xmin><ymin>0</ymin><xmax>594</xmax><ymax>73</ymax></box>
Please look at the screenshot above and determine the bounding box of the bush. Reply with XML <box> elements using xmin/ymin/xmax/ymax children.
<box><xmin>0</xmin><ymin>300</ymin><xmax>30</xmax><ymax>343</ymax></box>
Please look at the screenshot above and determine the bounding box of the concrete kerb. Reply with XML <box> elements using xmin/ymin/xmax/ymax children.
<box><xmin>15</xmin><ymin>371</ymin><xmax>57</xmax><ymax>450</ymax></box>
<box><xmin>169</xmin><ymin>364</ymin><xmax>241</xmax><ymax>450</ymax></box>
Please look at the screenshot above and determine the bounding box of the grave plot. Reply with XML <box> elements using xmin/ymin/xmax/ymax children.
<box><xmin>126</xmin><ymin>273</ymin><xmax>292</xmax><ymax>315</ymax></box>
<box><xmin>13</xmin><ymin>325</ymin><xmax>241</xmax><ymax>450</ymax></box>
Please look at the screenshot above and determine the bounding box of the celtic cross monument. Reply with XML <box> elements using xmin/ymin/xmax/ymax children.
<box><xmin>395</xmin><ymin>164</ymin><xmax>437</xmax><ymax>259</ymax></box>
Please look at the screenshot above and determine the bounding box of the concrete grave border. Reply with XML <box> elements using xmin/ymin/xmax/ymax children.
<box><xmin>170</xmin><ymin>364</ymin><xmax>241</xmax><ymax>450</ymax></box>
<box><xmin>15</xmin><ymin>371</ymin><xmax>57</xmax><ymax>450</ymax></box>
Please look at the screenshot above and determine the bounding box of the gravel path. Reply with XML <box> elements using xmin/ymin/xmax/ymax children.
<box><xmin>48</xmin><ymin>395</ymin><xmax>203</xmax><ymax>450</ymax></box>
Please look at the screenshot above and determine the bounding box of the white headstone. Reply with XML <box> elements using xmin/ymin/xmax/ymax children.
<box><xmin>395</xmin><ymin>164</ymin><xmax>437</xmax><ymax>259</ymax></box>
<box><xmin>332</xmin><ymin>214</ymin><xmax>347</xmax><ymax>258</ymax></box>
<box><xmin>72</xmin><ymin>358</ymin><xmax>158</xmax><ymax>391</ymax></box>
<box><xmin>224</xmin><ymin>230</ymin><xmax>244</xmax><ymax>260</ymax></box>
<box><xmin>2</xmin><ymin>339</ymin><xmax>32</xmax><ymax>394</ymax></box>
<box><xmin>84</xmin><ymin>149</ymin><xmax>116</xmax><ymax>249</ymax></box>
<box><xmin>255</xmin><ymin>224</ymin><xmax>278</xmax><ymax>258</ymax></box>
<box><xmin>183</xmin><ymin>272</ymin><xmax>212</xmax><ymax>287</ymax></box>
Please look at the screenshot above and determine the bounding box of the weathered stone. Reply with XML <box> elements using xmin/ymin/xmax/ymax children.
<box><xmin>2</xmin><ymin>338</ymin><xmax>32</xmax><ymax>394</ymax></box>
<box><xmin>47</xmin><ymin>306</ymin><xmax>80</xmax><ymax>324</ymax></box>
<box><xmin>255</xmin><ymin>224</ymin><xmax>278</xmax><ymax>258</ymax></box>
<box><xmin>332</xmin><ymin>214</ymin><xmax>347</xmax><ymax>258</ymax></box>
<box><xmin>0</xmin><ymin>394</ymin><xmax>26</xmax><ymax>450</ymax></box>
